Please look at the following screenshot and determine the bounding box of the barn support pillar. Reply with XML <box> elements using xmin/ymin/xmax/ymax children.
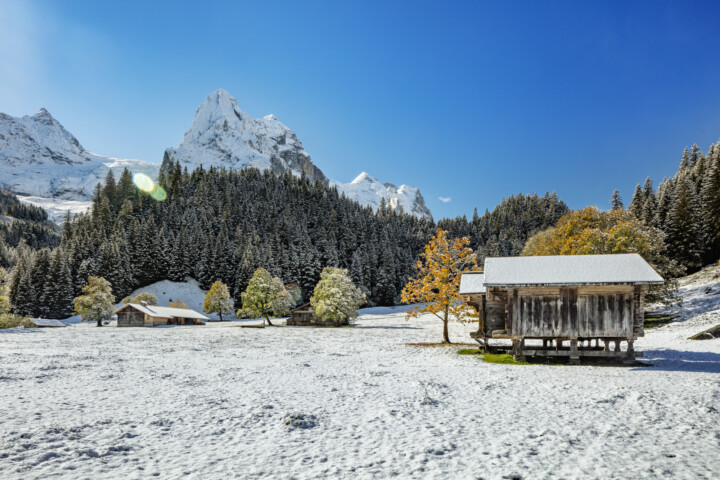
<box><xmin>625</xmin><ymin>340</ymin><xmax>636</xmax><ymax>363</ymax></box>
<box><xmin>569</xmin><ymin>339</ymin><xmax>580</xmax><ymax>365</ymax></box>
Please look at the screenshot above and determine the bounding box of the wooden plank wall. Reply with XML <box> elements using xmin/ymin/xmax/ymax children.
<box><xmin>509</xmin><ymin>286</ymin><xmax>636</xmax><ymax>339</ymax></box>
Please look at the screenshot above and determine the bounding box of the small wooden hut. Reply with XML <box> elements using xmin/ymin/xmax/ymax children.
<box><xmin>286</xmin><ymin>303</ymin><xmax>350</xmax><ymax>326</ymax></box>
<box><xmin>460</xmin><ymin>254</ymin><xmax>664</xmax><ymax>362</ymax></box>
<box><xmin>287</xmin><ymin>303</ymin><xmax>316</xmax><ymax>326</ymax></box>
<box><xmin>114</xmin><ymin>303</ymin><xmax>209</xmax><ymax>327</ymax></box>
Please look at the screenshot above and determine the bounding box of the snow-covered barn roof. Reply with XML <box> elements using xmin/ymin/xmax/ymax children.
<box><xmin>483</xmin><ymin>254</ymin><xmax>664</xmax><ymax>286</ymax></box>
<box><xmin>114</xmin><ymin>303</ymin><xmax>210</xmax><ymax>320</ymax></box>
<box><xmin>32</xmin><ymin>318</ymin><xmax>66</xmax><ymax>327</ymax></box>
<box><xmin>459</xmin><ymin>272</ymin><xmax>486</xmax><ymax>295</ymax></box>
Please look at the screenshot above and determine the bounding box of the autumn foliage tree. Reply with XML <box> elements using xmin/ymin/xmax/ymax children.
<box><xmin>522</xmin><ymin>206</ymin><xmax>681</xmax><ymax>303</ymax></box>
<box><xmin>203</xmin><ymin>281</ymin><xmax>234</xmax><ymax>321</ymax></box>
<box><xmin>401</xmin><ymin>229</ymin><xmax>479</xmax><ymax>343</ymax></box>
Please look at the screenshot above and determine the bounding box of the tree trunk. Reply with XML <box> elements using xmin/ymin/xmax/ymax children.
<box><xmin>96</xmin><ymin>318</ymin><xmax>102</xmax><ymax>327</ymax></box>
<box><xmin>443</xmin><ymin>305</ymin><xmax>451</xmax><ymax>344</ymax></box>
<box><xmin>219</xmin><ymin>312</ymin><xmax>223</xmax><ymax>322</ymax></box>
<box><xmin>266</xmin><ymin>315</ymin><xmax>274</xmax><ymax>326</ymax></box>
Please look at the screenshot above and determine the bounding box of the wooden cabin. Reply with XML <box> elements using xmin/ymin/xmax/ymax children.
<box><xmin>286</xmin><ymin>303</ymin><xmax>349</xmax><ymax>326</ymax></box>
<box><xmin>287</xmin><ymin>303</ymin><xmax>315</xmax><ymax>326</ymax></box>
<box><xmin>460</xmin><ymin>254</ymin><xmax>664</xmax><ymax>362</ymax></box>
<box><xmin>114</xmin><ymin>303</ymin><xmax>209</xmax><ymax>327</ymax></box>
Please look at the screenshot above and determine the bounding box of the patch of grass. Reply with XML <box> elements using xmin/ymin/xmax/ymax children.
<box><xmin>456</xmin><ymin>348</ymin><xmax>565</xmax><ymax>366</ymax></box>
<box><xmin>482</xmin><ymin>353</ymin><xmax>531</xmax><ymax>365</ymax></box>
<box><xmin>314</xmin><ymin>324</ymin><xmax>358</xmax><ymax>328</ymax></box>
<box><xmin>237</xmin><ymin>325</ymin><xmax>266</xmax><ymax>329</ymax></box>
<box><xmin>689</xmin><ymin>324</ymin><xmax>720</xmax><ymax>340</ymax></box>
<box><xmin>457</xmin><ymin>348</ymin><xmax>482</xmax><ymax>355</ymax></box>
<box><xmin>644</xmin><ymin>315</ymin><xmax>676</xmax><ymax>329</ymax></box>
<box><xmin>406</xmin><ymin>342</ymin><xmax>478</xmax><ymax>348</ymax></box>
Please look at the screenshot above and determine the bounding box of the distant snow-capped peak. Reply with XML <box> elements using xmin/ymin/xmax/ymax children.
<box><xmin>0</xmin><ymin>108</ymin><xmax>158</xmax><ymax>202</ymax></box>
<box><xmin>162</xmin><ymin>89</ymin><xmax>326</xmax><ymax>183</ymax></box>
<box><xmin>331</xmin><ymin>172</ymin><xmax>432</xmax><ymax>219</ymax></box>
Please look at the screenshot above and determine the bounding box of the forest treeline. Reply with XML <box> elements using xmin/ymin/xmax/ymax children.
<box><xmin>3</xmin><ymin>165</ymin><xmax>567</xmax><ymax>318</ymax></box>
<box><xmin>625</xmin><ymin>141</ymin><xmax>720</xmax><ymax>274</ymax></box>
<box><xmin>0</xmin><ymin>190</ymin><xmax>59</xmax><ymax>268</ymax></box>
<box><xmin>3</xmin><ymin>138</ymin><xmax>718</xmax><ymax>319</ymax></box>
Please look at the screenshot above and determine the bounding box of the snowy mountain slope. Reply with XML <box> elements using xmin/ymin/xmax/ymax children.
<box><xmin>161</xmin><ymin>89</ymin><xmax>326</xmax><ymax>184</ymax></box>
<box><xmin>0</xmin><ymin>108</ymin><xmax>159</xmax><ymax>214</ymax></box>
<box><xmin>331</xmin><ymin>172</ymin><xmax>432</xmax><ymax>219</ymax></box>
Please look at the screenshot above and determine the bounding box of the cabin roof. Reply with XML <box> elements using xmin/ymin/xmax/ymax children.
<box><xmin>483</xmin><ymin>254</ymin><xmax>664</xmax><ymax>286</ymax></box>
<box><xmin>113</xmin><ymin>303</ymin><xmax>210</xmax><ymax>320</ymax></box>
<box><xmin>32</xmin><ymin>318</ymin><xmax>66</xmax><ymax>327</ymax></box>
<box><xmin>459</xmin><ymin>272</ymin><xmax>486</xmax><ymax>294</ymax></box>
<box><xmin>291</xmin><ymin>303</ymin><xmax>313</xmax><ymax>313</ymax></box>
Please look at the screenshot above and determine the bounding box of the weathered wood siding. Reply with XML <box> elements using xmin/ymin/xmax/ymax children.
<box><xmin>509</xmin><ymin>286</ymin><xmax>636</xmax><ymax>339</ymax></box>
<box><xmin>117</xmin><ymin>309</ymin><xmax>144</xmax><ymax>327</ymax></box>
<box><xmin>484</xmin><ymin>299</ymin><xmax>506</xmax><ymax>334</ymax></box>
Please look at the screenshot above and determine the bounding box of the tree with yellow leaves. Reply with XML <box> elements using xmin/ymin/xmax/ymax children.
<box><xmin>401</xmin><ymin>229</ymin><xmax>479</xmax><ymax>343</ymax></box>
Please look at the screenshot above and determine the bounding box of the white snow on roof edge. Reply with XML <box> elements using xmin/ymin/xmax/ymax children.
<box><xmin>483</xmin><ymin>254</ymin><xmax>664</xmax><ymax>286</ymax></box>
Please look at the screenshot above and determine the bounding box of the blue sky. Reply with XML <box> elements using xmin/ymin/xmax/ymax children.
<box><xmin>2</xmin><ymin>0</ymin><xmax>720</xmax><ymax>219</ymax></box>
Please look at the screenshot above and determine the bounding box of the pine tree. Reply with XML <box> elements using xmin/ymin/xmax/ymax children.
<box><xmin>628</xmin><ymin>184</ymin><xmax>645</xmax><ymax>219</ymax></box>
<box><xmin>610</xmin><ymin>190</ymin><xmax>624</xmax><ymax>210</ymax></box>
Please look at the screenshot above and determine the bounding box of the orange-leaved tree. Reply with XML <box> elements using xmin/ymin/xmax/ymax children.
<box><xmin>401</xmin><ymin>229</ymin><xmax>479</xmax><ymax>343</ymax></box>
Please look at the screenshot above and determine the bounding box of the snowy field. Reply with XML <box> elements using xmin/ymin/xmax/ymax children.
<box><xmin>1</xmin><ymin>299</ymin><xmax>720</xmax><ymax>480</ymax></box>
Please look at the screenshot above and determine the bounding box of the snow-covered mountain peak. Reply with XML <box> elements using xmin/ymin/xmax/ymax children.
<box><xmin>162</xmin><ymin>89</ymin><xmax>326</xmax><ymax>183</ymax></box>
<box><xmin>332</xmin><ymin>173</ymin><xmax>432</xmax><ymax>219</ymax></box>
<box><xmin>351</xmin><ymin>172</ymin><xmax>379</xmax><ymax>184</ymax></box>
<box><xmin>0</xmin><ymin>108</ymin><xmax>159</xmax><ymax>207</ymax></box>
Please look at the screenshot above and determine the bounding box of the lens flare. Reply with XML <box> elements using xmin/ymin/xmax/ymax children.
<box><xmin>132</xmin><ymin>173</ymin><xmax>167</xmax><ymax>201</ymax></box>
<box><xmin>133</xmin><ymin>173</ymin><xmax>155</xmax><ymax>192</ymax></box>
<box><xmin>150</xmin><ymin>185</ymin><xmax>167</xmax><ymax>201</ymax></box>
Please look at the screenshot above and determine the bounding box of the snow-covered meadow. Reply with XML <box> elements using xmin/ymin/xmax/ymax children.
<box><xmin>1</xmin><ymin>297</ymin><xmax>720</xmax><ymax>479</ymax></box>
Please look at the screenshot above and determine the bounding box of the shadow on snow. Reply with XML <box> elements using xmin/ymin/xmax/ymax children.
<box><xmin>638</xmin><ymin>348</ymin><xmax>720</xmax><ymax>373</ymax></box>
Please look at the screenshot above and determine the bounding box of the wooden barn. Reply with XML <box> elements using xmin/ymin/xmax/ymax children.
<box><xmin>287</xmin><ymin>303</ymin><xmax>316</xmax><ymax>326</ymax></box>
<box><xmin>460</xmin><ymin>254</ymin><xmax>664</xmax><ymax>362</ymax></box>
<box><xmin>114</xmin><ymin>303</ymin><xmax>209</xmax><ymax>327</ymax></box>
<box><xmin>286</xmin><ymin>303</ymin><xmax>349</xmax><ymax>326</ymax></box>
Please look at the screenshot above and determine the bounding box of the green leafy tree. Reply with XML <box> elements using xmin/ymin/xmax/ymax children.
<box><xmin>203</xmin><ymin>281</ymin><xmax>234</xmax><ymax>321</ymax></box>
<box><xmin>0</xmin><ymin>267</ymin><xmax>10</xmax><ymax>314</ymax></box>
<box><xmin>73</xmin><ymin>276</ymin><xmax>115</xmax><ymax>327</ymax></box>
<box><xmin>311</xmin><ymin>267</ymin><xmax>365</xmax><ymax>326</ymax></box>
<box><xmin>239</xmin><ymin>268</ymin><xmax>290</xmax><ymax>326</ymax></box>
<box><xmin>130</xmin><ymin>292</ymin><xmax>158</xmax><ymax>306</ymax></box>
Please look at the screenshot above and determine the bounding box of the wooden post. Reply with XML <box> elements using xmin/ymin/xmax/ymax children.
<box><xmin>569</xmin><ymin>339</ymin><xmax>579</xmax><ymax>364</ymax></box>
<box><xmin>512</xmin><ymin>339</ymin><xmax>521</xmax><ymax>361</ymax></box>
<box><xmin>625</xmin><ymin>340</ymin><xmax>635</xmax><ymax>362</ymax></box>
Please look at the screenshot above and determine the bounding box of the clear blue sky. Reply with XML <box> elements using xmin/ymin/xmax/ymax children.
<box><xmin>2</xmin><ymin>0</ymin><xmax>720</xmax><ymax>219</ymax></box>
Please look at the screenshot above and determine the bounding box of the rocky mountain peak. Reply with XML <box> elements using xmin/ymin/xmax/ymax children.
<box><xmin>162</xmin><ymin>89</ymin><xmax>326</xmax><ymax>184</ymax></box>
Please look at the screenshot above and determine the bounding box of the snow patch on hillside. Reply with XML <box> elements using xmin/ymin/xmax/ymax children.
<box><xmin>119</xmin><ymin>278</ymin><xmax>242</xmax><ymax>322</ymax></box>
